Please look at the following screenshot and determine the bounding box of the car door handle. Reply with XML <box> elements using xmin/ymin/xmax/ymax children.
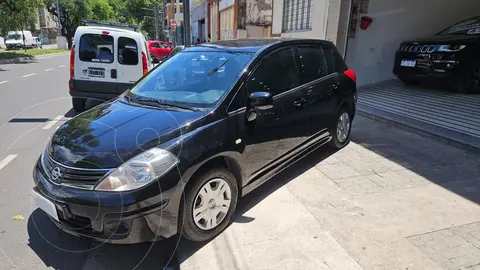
<box><xmin>294</xmin><ymin>98</ymin><xmax>305</xmax><ymax>107</ymax></box>
<box><xmin>111</xmin><ymin>69</ymin><xmax>117</xmax><ymax>79</ymax></box>
<box><xmin>330</xmin><ymin>83</ymin><xmax>340</xmax><ymax>90</ymax></box>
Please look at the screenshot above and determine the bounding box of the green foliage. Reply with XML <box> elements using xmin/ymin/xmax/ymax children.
<box><xmin>0</xmin><ymin>0</ymin><xmax>43</xmax><ymax>36</ymax></box>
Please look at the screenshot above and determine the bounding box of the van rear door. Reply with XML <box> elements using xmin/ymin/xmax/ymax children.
<box><xmin>75</xmin><ymin>30</ymin><xmax>117</xmax><ymax>95</ymax></box>
<box><xmin>116</xmin><ymin>35</ymin><xmax>143</xmax><ymax>94</ymax></box>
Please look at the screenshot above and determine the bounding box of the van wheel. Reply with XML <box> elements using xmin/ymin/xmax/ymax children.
<box><xmin>329</xmin><ymin>108</ymin><xmax>352</xmax><ymax>149</ymax></box>
<box><xmin>72</xmin><ymin>98</ymin><xmax>86</xmax><ymax>112</ymax></box>
<box><xmin>179</xmin><ymin>168</ymin><xmax>238</xmax><ymax>242</ymax></box>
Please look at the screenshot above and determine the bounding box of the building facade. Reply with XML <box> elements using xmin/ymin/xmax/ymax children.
<box><xmin>206</xmin><ymin>0</ymin><xmax>273</xmax><ymax>41</ymax></box>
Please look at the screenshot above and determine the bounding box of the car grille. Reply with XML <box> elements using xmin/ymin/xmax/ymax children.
<box><xmin>399</xmin><ymin>44</ymin><xmax>438</xmax><ymax>53</ymax></box>
<box><xmin>42</xmin><ymin>153</ymin><xmax>110</xmax><ymax>189</ymax></box>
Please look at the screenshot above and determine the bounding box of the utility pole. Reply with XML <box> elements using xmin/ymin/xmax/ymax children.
<box><xmin>154</xmin><ymin>0</ymin><xmax>160</xmax><ymax>40</ymax></box>
<box><xmin>184</xmin><ymin>0</ymin><xmax>191</xmax><ymax>47</ymax></box>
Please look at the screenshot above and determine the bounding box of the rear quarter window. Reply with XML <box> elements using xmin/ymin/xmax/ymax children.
<box><xmin>79</xmin><ymin>34</ymin><xmax>114</xmax><ymax>63</ymax></box>
<box><xmin>323</xmin><ymin>44</ymin><xmax>347</xmax><ymax>73</ymax></box>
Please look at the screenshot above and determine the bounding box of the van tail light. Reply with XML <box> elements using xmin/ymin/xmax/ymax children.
<box><xmin>344</xmin><ymin>69</ymin><xmax>356</xmax><ymax>83</ymax></box>
<box><xmin>142</xmin><ymin>52</ymin><xmax>148</xmax><ymax>75</ymax></box>
<box><xmin>70</xmin><ymin>45</ymin><xmax>75</xmax><ymax>79</ymax></box>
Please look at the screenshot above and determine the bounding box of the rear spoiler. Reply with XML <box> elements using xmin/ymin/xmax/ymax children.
<box><xmin>81</xmin><ymin>20</ymin><xmax>140</xmax><ymax>32</ymax></box>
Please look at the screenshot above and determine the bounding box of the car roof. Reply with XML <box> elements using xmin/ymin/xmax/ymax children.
<box><xmin>185</xmin><ymin>38</ymin><xmax>331</xmax><ymax>53</ymax></box>
<box><xmin>76</xmin><ymin>26</ymin><xmax>140</xmax><ymax>35</ymax></box>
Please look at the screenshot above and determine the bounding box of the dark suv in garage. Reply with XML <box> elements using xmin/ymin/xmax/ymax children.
<box><xmin>33</xmin><ymin>39</ymin><xmax>356</xmax><ymax>244</ymax></box>
<box><xmin>393</xmin><ymin>16</ymin><xmax>480</xmax><ymax>93</ymax></box>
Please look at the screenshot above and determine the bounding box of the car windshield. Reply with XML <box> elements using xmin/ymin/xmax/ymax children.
<box><xmin>7</xmin><ymin>34</ymin><xmax>21</xmax><ymax>40</ymax></box>
<box><xmin>126</xmin><ymin>50</ymin><xmax>253</xmax><ymax>109</ymax></box>
<box><xmin>438</xmin><ymin>18</ymin><xmax>480</xmax><ymax>36</ymax></box>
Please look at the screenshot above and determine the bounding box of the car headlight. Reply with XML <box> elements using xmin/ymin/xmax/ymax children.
<box><xmin>95</xmin><ymin>148</ymin><xmax>179</xmax><ymax>191</ymax></box>
<box><xmin>437</xmin><ymin>44</ymin><xmax>466</xmax><ymax>52</ymax></box>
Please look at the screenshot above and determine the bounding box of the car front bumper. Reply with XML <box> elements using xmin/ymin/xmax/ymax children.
<box><xmin>32</xmin><ymin>160</ymin><xmax>183</xmax><ymax>244</ymax></box>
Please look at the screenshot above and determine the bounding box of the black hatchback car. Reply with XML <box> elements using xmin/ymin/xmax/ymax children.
<box><xmin>393</xmin><ymin>16</ymin><xmax>480</xmax><ymax>94</ymax></box>
<box><xmin>33</xmin><ymin>39</ymin><xmax>357</xmax><ymax>243</ymax></box>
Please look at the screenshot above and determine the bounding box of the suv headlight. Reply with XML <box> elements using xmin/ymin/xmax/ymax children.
<box><xmin>95</xmin><ymin>148</ymin><xmax>179</xmax><ymax>191</ymax></box>
<box><xmin>437</xmin><ymin>44</ymin><xmax>466</xmax><ymax>52</ymax></box>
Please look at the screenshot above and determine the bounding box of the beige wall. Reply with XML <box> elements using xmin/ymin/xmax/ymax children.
<box><xmin>271</xmin><ymin>0</ymin><xmax>338</xmax><ymax>40</ymax></box>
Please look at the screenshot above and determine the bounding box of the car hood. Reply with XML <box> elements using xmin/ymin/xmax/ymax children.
<box><xmin>403</xmin><ymin>34</ymin><xmax>480</xmax><ymax>44</ymax></box>
<box><xmin>49</xmin><ymin>100</ymin><xmax>206</xmax><ymax>169</ymax></box>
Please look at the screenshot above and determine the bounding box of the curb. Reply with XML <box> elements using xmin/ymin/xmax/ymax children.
<box><xmin>356</xmin><ymin>103</ymin><xmax>480</xmax><ymax>154</ymax></box>
<box><xmin>0</xmin><ymin>52</ymin><xmax>69</xmax><ymax>64</ymax></box>
<box><xmin>0</xmin><ymin>56</ymin><xmax>35</xmax><ymax>64</ymax></box>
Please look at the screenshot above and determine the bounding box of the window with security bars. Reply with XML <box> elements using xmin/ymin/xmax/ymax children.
<box><xmin>282</xmin><ymin>0</ymin><xmax>313</xmax><ymax>32</ymax></box>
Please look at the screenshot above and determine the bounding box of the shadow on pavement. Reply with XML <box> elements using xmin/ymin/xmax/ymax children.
<box><xmin>350</xmin><ymin>116</ymin><xmax>480</xmax><ymax>204</ymax></box>
<box><xmin>27</xmin><ymin>146</ymin><xmax>336</xmax><ymax>270</ymax></box>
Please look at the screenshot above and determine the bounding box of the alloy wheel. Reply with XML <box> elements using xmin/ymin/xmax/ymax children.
<box><xmin>336</xmin><ymin>112</ymin><xmax>351</xmax><ymax>143</ymax></box>
<box><xmin>193</xmin><ymin>178</ymin><xmax>232</xmax><ymax>231</ymax></box>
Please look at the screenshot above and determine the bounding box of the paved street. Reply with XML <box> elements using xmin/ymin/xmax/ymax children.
<box><xmin>0</xmin><ymin>55</ymin><xmax>480</xmax><ymax>270</ymax></box>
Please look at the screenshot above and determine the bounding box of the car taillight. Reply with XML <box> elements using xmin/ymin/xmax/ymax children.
<box><xmin>142</xmin><ymin>52</ymin><xmax>148</xmax><ymax>75</ymax></box>
<box><xmin>344</xmin><ymin>69</ymin><xmax>356</xmax><ymax>83</ymax></box>
<box><xmin>70</xmin><ymin>45</ymin><xmax>75</xmax><ymax>79</ymax></box>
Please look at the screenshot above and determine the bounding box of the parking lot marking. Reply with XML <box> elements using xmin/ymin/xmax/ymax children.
<box><xmin>43</xmin><ymin>115</ymin><xmax>63</xmax><ymax>130</ymax></box>
<box><xmin>44</xmin><ymin>68</ymin><xmax>53</xmax><ymax>72</ymax></box>
<box><xmin>58</xmin><ymin>65</ymin><xmax>66</xmax><ymax>68</ymax></box>
<box><xmin>0</xmin><ymin>81</ymin><xmax>7</xmax><ymax>85</ymax></box>
<box><xmin>0</xmin><ymin>155</ymin><xmax>17</xmax><ymax>171</ymax></box>
<box><xmin>22</xmin><ymin>73</ymin><xmax>35</xmax><ymax>78</ymax></box>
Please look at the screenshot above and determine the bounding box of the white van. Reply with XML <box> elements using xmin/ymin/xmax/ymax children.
<box><xmin>5</xmin><ymin>31</ymin><xmax>34</xmax><ymax>49</ymax></box>
<box><xmin>69</xmin><ymin>23</ymin><xmax>154</xmax><ymax>112</ymax></box>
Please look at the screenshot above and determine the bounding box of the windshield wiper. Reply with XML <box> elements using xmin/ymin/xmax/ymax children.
<box><xmin>207</xmin><ymin>55</ymin><xmax>238</xmax><ymax>76</ymax></box>
<box><xmin>133</xmin><ymin>97</ymin><xmax>196</xmax><ymax>111</ymax></box>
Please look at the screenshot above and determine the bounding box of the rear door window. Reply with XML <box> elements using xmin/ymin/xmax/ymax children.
<box><xmin>151</xmin><ymin>42</ymin><xmax>160</xmax><ymax>48</ymax></box>
<box><xmin>118</xmin><ymin>37</ymin><xmax>138</xmax><ymax>66</ymax></box>
<box><xmin>247</xmin><ymin>48</ymin><xmax>300</xmax><ymax>96</ymax></box>
<box><xmin>297</xmin><ymin>46</ymin><xmax>329</xmax><ymax>83</ymax></box>
<box><xmin>79</xmin><ymin>34</ymin><xmax>114</xmax><ymax>63</ymax></box>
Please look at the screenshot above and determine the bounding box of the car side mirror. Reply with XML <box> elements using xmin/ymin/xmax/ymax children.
<box><xmin>247</xmin><ymin>92</ymin><xmax>273</xmax><ymax>121</ymax></box>
<box><xmin>152</xmin><ymin>58</ymin><xmax>160</xmax><ymax>64</ymax></box>
<box><xmin>248</xmin><ymin>92</ymin><xmax>273</xmax><ymax>110</ymax></box>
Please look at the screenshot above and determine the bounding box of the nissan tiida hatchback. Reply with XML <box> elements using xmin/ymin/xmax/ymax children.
<box><xmin>33</xmin><ymin>39</ymin><xmax>357</xmax><ymax>243</ymax></box>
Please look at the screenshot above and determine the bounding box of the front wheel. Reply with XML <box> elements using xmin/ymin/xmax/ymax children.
<box><xmin>179</xmin><ymin>168</ymin><xmax>238</xmax><ymax>242</ymax></box>
<box><xmin>72</xmin><ymin>98</ymin><xmax>86</xmax><ymax>112</ymax></box>
<box><xmin>453</xmin><ymin>69</ymin><xmax>480</xmax><ymax>94</ymax></box>
<box><xmin>329</xmin><ymin>108</ymin><xmax>352</xmax><ymax>149</ymax></box>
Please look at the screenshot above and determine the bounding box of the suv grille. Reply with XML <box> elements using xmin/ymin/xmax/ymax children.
<box><xmin>42</xmin><ymin>152</ymin><xmax>110</xmax><ymax>189</ymax></box>
<box><xmin>399</xmin><ymin>44</ymin><xmax>438</xmax><ymax>53</ymax></box>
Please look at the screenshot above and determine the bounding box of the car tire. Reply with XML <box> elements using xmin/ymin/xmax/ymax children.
<box><xmin>329</xmin><ymin>107</ymin><xmax>352</xmax><ymax>150</ymax></box>
<box><xmin>179</xmin><ymin>168</ymin><xmax>238</xmax><ymax>242</ymax></box>
<box><xmin>72</xmin><ymin>98</ymin><xmax>86</xmax><ymax>112</ymax></box>
<box><xmin>454</xmin><ymin>70</ymin><xmax>480</xmax><ymax>94</ymax></box>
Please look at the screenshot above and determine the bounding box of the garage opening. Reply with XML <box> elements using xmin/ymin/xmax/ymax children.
<box><xmin>340</xmin><ymin>0</ymin><xmax>480</xmax><ymax>149</ymax></box>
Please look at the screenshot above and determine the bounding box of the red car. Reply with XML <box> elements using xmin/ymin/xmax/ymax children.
<box><xmin>147</xmin><ymin>41</ymin><xmax>173</xmax><ymax>60</ymax></box>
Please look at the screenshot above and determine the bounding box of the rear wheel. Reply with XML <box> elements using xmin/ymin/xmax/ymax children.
<box><xmin>329</xmin><ymin>108</ymin><xmax>352</xmax><ymax>149</ymax></box>
<box><xmin>179</xmin><ymin>168</ymin><xmax>238</xmax><ymax>242</ymax></box>
<box><xmin>72</xmin><ymin>98</ymin><xmax>86</xmax><ymax>112</ymax></box>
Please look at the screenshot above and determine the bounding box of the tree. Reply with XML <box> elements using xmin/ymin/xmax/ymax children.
<box><xmin>0</xmin><ymin>0</ymin><xmax>42</xmax><ymax>36</ymax></box>
<box><xmin>43</xmin><ymin>0</ymin><xmax>118</xmax><ymax>48</ymax></box>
